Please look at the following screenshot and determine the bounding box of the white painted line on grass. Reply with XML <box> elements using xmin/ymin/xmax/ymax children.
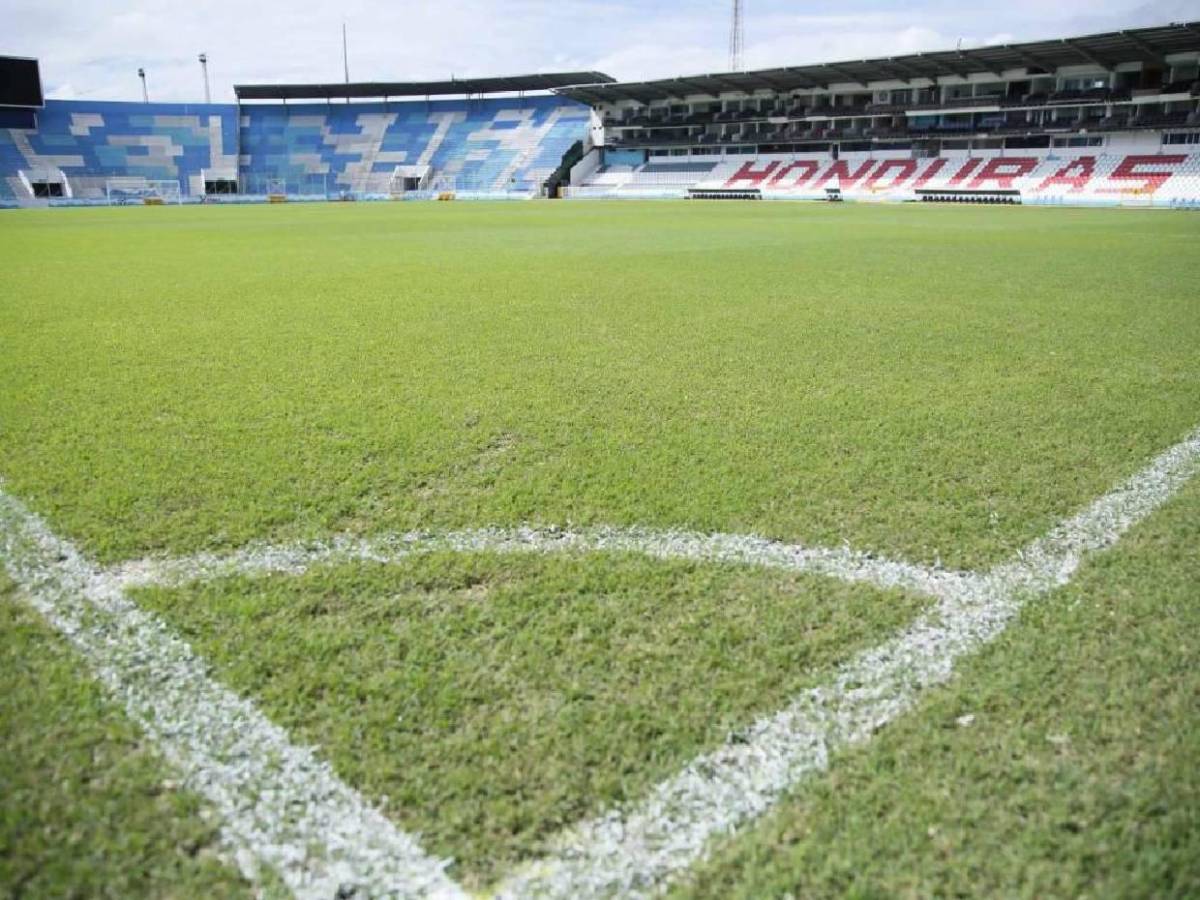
<box><xmin>0</xmin><ymin>487</ymin><xmax>468</xmax><ymax>900</ymax></box>
<box><xmin>103</xmin><ymin>525</ymin><xmax>969</xmax><ymax>600</ymax></box>
<box><xmin>491</xmin><ymin>425</ymin><xmax>1200</xmax><ymax>899</ymax></box>
<box><xmin>3</xmin><ymin>425</ymin><xmax>1197</xmax><ymax>899</ymax></box>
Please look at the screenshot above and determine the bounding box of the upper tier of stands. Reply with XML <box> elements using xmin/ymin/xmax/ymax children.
<box><xmin>566</xmin><ymin>21</ymin><xmax>1200</xmax><ymax>157</ymax></box>
<box><xmin>0</xmin><ymin>95</ymin><xmax>591</xmax><ymax>202</ymax></box>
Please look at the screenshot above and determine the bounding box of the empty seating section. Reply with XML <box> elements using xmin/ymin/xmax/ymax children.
<box><xmin>0</xmin><ymin>137</ymin><xmax>27</xmax><ymax>200</ymax></box>
<box><xmin>4</xmin><ymin>99</ymin><xmax>1198</xmax><ymax>207</ymax></box>
<box><xmin>0</xmin><ymin>96</ymin><xmax>590</xmax><ymax>202</ymax></box>
<box><xmin>567</xmin><ymin>161</ymin><xmax>718</xmax><ymax>196</ymax></box>
<box><xmin>0</xmin><ymin>100</ymin><xmax>236</xmax><ymax>202</ymax></box>
<box><xmin>239</xmin><ymin>96</ymin><xmax>589</xmax><ymax>196</ymax></box>
<box><xmin>573</xmin><ymin>152</ymin><xmax>1200</xmax><ymax>205</ymax></box>
<box><xmin>587</xmin><ymin>24</ymin><xmax>1200</xmax><ymax>182</ymax></box>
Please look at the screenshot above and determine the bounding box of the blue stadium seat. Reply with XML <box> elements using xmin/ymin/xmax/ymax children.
<box><xmin>0</xmin><ymin>95</ymin><xmax>590</xmax><ymax>202</ymax></box>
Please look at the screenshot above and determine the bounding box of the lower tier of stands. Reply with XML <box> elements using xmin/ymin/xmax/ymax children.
<box><xmin>567</xmin><ymin>150</ymin><xmax>1200</xmax><ymax>207</ymax></box>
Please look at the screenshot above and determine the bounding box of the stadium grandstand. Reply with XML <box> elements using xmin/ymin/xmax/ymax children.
<box><xmin>0</xmin><ymin>70</ymin><xmax>609</xmax><ymax>205</ymax></box>
<box><xmin>1</xmin><ymin>22</ymin><xmax>1199</xmax><ymax>208</ymax></box>
<box><xmin>562</xmin><ymin>21</ymin><xmax>1200</xmax><ymax>207</ymax></box>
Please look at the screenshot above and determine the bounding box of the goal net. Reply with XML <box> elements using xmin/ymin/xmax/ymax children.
<box><xmin>106</xmin><ymin>177</ymin><xmax>183</xmax><ymax>205</ymax></box>
<box><xmin>388</xmin><ymin>164</ymin><xmax>432</xmax><ymax>197</ymax></box>
<box><xmin>1118</xmin><ymin>189</ymin><xmax>1156</xmax><ymax>209</ymax></box>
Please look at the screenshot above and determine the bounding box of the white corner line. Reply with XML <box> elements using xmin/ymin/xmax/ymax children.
<box><xmin>489</xmin><ymin>425</ymin><xmax>1200</xmax><ymax>899</ymax></box>
<box><xmin>0</xmin><ymin>488</ymin><xmax>468</xmax><ymax>900</ymax></box>
<box><xmin>101</xmin><ymin>525</ymin><xmax>970</xmax><ymax>602</ymax></box>
<box><xmin>2</xmin><ymin>424</ymin><xmax>1197</xmax><ymax>899</ymax></box>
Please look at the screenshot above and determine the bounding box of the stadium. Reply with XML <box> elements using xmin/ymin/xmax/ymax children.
<box><xmin>1</xmin><ymin>6</ymin><xmax>1199</xmax><ymax>900</ymax></box>
<box><xmin>2</xmin><ymin>22</ymin><xmax>1200</xmax><ymax>207</ymax></box>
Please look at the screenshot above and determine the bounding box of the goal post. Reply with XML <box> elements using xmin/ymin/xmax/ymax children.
<box><xmin>1118</xmin><ymin>188</ymin><xmax>1156</xmax><ymax>209</ymax></box>
<box><xmin>388</xmin><ymin>164</ymin><xmax>432</xmax><ymax>198</ymax></box>
<box><xmin>105</xmin><ymin>177</ymin><xmax>183</xmax><ymax>205</ymax></box>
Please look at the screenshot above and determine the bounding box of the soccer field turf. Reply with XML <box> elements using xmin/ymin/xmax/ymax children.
<box><xmin>1</xmin><ymin>200</ymin><xmax>1198</xmax><ymax>896</ymax></box>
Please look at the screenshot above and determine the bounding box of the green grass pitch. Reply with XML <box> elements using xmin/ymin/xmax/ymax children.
<box><xmin>1</xmin><ymin>200</ymin><xmax>1198</xmax><ymax>896</ymax></box>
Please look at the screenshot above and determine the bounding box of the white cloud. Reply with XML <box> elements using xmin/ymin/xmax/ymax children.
<box><xmin>45</xmin><ymin>82</ymin><xmax>77</xmax><ymax>100</ymax></box>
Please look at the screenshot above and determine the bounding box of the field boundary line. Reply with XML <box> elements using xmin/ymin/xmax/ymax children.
<box><xmin>491</xmin><ymin>425</ymin><xmax>1200</xmax><ymax>898</ymax></box>
<box><xmin>0</xmin><ymin>486</ymin><xmax>468</xmax><ymax>900</ymax></box>
<box><xmin>2</xmin><ymin>424</ymin><xmax>1197</xmax><ymax>898</ymax></box>
<box><xmin>103</xmin><ymin>525</ymin><xmax>970</xmax><ymax>600</ymax></box>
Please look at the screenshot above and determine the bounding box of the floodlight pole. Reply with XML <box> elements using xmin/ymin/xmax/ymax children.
<box><xmin>138</xmin><ymin>67</ymin><xmax>149</xmax><ymax>103</ymax></box>
<box><xmin>342</xmin><ymin>22</ymin><xmax>351</xmax><ymax>103</ymax></box>
<box><xmin>729</xmin><ymin>0</ymin><xmax>745</xmax><ymax>72</ymax></box>
<box><xmin>199</xmin><ymin>53</ymin><xmax>211</xmax><ymax>104</ymax></box>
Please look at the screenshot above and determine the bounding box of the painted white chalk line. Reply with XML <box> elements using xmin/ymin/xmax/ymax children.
<box><xmin>2</xmin><ymin>423</ymin><xmax>1197</xmax><ymax>898</ymax></box>
<box><xmin>491</xmin><ymin>424</ymin><xmax>1200</xmax><ymax>898</ymax></box>
<box><xmin>102</xmin><ymin>525</ymin><xmax>969</xmax><ymax>600</ymax></box>
<box><xmin>0</xmin><ymin>488</ymin><xmax>467</xmax><ymax>900</ymax></box>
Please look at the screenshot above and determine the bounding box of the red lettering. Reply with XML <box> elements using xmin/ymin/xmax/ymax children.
<box><xmin>725</xmin><ymin>160</ymin><xmax>781</xmax><ymax>187</ymax></box>
<box><xmin>913</xmin><ymin>158</ymin><xmax>949</xmax><ymax>189</ymax></box>
<box><xmin>948</xmin><ymin>157</ymin><xmax>984</xmax><ymax>185</ymax></box>
<box><xmin>968</xmin><ymin>157</ymin><xmax>1038</xmax><ymax>189</ymax></box>
<box><xmin>768</xmin><ymin>160</ymin><xmax>820</xmax><ymax>188</ymax></box>
<box><xmin>1098</xmin><ymin>154</ymin><xmax>1186</xmax><ymax>195</ymax></box>
<box><xmin>814</xmin><ymin>160</ymin><xmax>875</xmax><ymax>189</ymax></box>
<box><xmin>865</xmin><ymin>159</ymin><xmax>918</xmax><ymax>189</ymax></box>
<box><xmin>1035</xmin><ymin>157</ymin><xmax>1096</xmax><ymax>193</ymax></box>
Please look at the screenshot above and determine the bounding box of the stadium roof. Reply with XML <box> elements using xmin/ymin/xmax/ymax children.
<box><xmin>557</xmin><ymin>21</ymin><xmax>1200</xmax><ymax>104</ymax></box>
<box><xmin>235</xmin><ymin>72</ymin><xmax>615</xmax><ymax>101</ymax></box>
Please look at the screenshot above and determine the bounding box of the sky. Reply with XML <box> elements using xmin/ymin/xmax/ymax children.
<box><xmin>2</xmin><ymin>0</ymin><xmax>1198</xmax><ymax>104</ymax></box>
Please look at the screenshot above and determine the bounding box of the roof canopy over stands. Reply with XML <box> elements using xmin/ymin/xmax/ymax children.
<box><xmin>558</xmin><ymin>21</ymin><xmax>1200</xmax><ymax>103</ymax></box>
<box><xmin>235</xmin><ymin>72</ymin><xmax>614</xmax><ymax>101</ymax></box>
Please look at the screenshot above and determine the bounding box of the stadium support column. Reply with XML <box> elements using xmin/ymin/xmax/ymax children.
<box><xmin>236</xmin><ymin>96</ymin><xmax>243</xmax><ymax>195</ymax></box>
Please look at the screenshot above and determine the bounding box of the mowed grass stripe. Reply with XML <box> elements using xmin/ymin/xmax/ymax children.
<box><xmin>673</xmin><ymin>472</ymin><xmax>1200</xmax><ymax>899</ymax></box>
<box><xmin>131</xmin><ymin>553</ymin><xmax>927</xmax><ymax>886</ymax></box>
<box><xmin>2</xmin><ymin>203</ymin><xmax>1198</xmax><ymax>568</ymax></box>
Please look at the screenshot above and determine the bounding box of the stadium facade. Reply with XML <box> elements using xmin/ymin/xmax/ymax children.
<box><xmin>1</xmin><ymin>22</ymin><xmax>1199</xmax><ymax>208</ymax></box>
